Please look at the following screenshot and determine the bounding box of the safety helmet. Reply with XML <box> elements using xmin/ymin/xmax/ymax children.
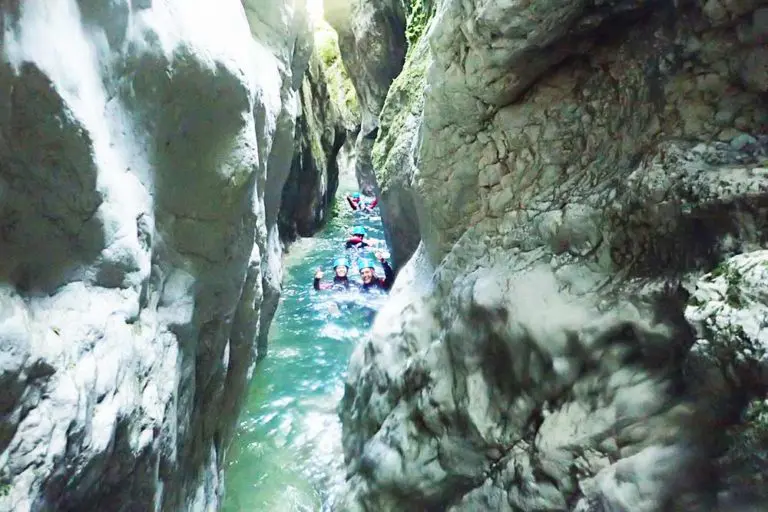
<box><xmin>351</xmin><ymin>226</ymin><xmax>366</xmax><ymax>236</ymax></box>
<box><xmin>333</xmin><ymin>256</ymin><xmax>350</xmax><ymax>269</ymax></box>
<box><xmin>358</xmin><ymin>258</ymin><xmax>376</xmax><ymax>271</ymax></box>
<box><xmin>352</xmin><ymin>192</ymin><xmax>360</xmax><ymax>199</ymax></box>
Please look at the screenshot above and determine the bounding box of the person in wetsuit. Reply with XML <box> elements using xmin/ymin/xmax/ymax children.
<box><xmin>346</xmin><ymin>192</ymin><xmax>378</xmax><ymax>212</ymax></box>
<box><xmin>358</xmin><ymin>252</ymin><xmax>394</xmax><ymax>292</ymax></box>
<box><xmin>345</xmin><ymin>226</ymin><xmax>370</xmax><ymax>249</ymax></box>
<box><xmin>314</xmin><ymin>256</ymin><xmax>351</xmax><ymax>290</ymax></box>
<box><xmin>345</xmin><ymin>192</ymin><xmax>362</xmax><ymax>211</ymax></box>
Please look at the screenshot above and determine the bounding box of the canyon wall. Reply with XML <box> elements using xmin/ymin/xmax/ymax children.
<box><xmin>278</xmin><ymin>49</ymin><xmax>347</xmax><ymax>243</ymax></box>
<box><xmin>0</xmin><ymin>0</ymin><xmax>330</xmax><ymax>509</ymax></box>
<box><xmin>323</xmin><ymin>0</ymin><xmax>407</xmax><ymax>194</ymax></box>
<box><xmin>339</xmin><ymin>0</ymin><xmax>768</xmax><ymax>509</ymax></box>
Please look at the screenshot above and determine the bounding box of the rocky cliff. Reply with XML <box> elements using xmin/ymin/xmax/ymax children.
<box><xmin>340</xmin><ymin>0</ymin><xmax>768</xmax><ymax>509</ymax></box>
<box><xmin>278</xmin><ymin>49</ymin><xmax>347</xmax><ymax>243</ymax></box>
<box><xmin>371</xmin><ymin>26</ymin><xmax>431</xmax><ymax>267</ymax></box>
<box><xmin>323</xmin><ymin>0</ymin><xmax>407</xmax><ymax>193</ymax></box>
<box><xmin>0</xmin><ymin>0</ymin><xmax>328</xmax><ymax>510</ymax></box>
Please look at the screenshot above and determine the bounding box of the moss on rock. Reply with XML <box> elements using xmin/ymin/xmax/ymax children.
<box><xmin>372</xmin><ymin>35</ymin><xmax>430</xmax><ymax>185</ymax></box>
<box><xmin>368</xmin><ymin>30</ymin><xmax>432</xmax><ymax>266</ymax></box>
<box><xmin>404</xmin><ymin>0</ymin><xmax>435</xmax><ymax>48</ymax></box>
<box><xmin>314</xmin><ymin>21</ymin><xmax>360</xmax><ymax>128</ymax></box>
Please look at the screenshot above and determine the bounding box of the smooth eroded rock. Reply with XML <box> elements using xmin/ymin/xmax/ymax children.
<box><xmin>0</xmin><ymin>0</ymin><xmax>315</xmax><ymax>509</ymax></box>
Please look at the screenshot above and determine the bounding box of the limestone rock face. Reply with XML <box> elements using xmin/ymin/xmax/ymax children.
<box><xmin>414</xmin><ymin>0</ymin><xmax>768</xmax><ymax>265</ymax></box>
<box><xmin>0</xmin><ymin>0</ymin><xmax>310</xmax><ymax>510</ymax></box>
<box><xmin>324</xmin><ymin>0</ymin><xmax>407</xmax><ymax>193</ymax></box>
<box><xmin>339</xmin><ymin>0</ymin><xmax>768</xmax><ymax>509</ymax></box>
<box><xmin>340</xmin><ymin>265</ymin><xmax>710</xmax><ymax>511</ymax></box>
<box><xmin>686</xmin><ymin>251</ymin><xmax>768</xmax><ymax>394</ymax></box>
<box><xmin>279</xmin><ymin>50</ymin><xmax>347</xmax><ymax>243</ymax></box>
<box><xmin>370</xmin><ymin>33</ymin><xmax>430</xmax><ymax>268</ymax></box>
<box><xmin>243</xmin><ymin>0</ymin><xmax>313</xmax><ymax>362</ymax></box>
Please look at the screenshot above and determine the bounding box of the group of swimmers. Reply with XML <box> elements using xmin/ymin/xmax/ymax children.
<box><xmin>313</xmin><ymin>193</ymin><xmax>394</xmax><ymax>293</ymax></box>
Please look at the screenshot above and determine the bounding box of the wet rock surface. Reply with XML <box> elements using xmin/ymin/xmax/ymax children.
<box><xmin>0</xmin><ymin>0</ymin><xmax>317</xmax><ymax>510</ymax></box>
<box><xmin>371</xmin><ymin>33</ymin><xmax>431</xmax><ymax>269</ymax></box>
<box><xmin>339</xmin><ymin>263</ymin><xmax>715</xmax><ymax>511</ymax></box>
<box><xmin>338</xmin><ymin>0</ymin><xmax>768</xmax><ymax>509</ymax></box>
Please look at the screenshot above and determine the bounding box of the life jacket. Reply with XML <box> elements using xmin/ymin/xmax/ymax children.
<box><xmin>346</xmin><ymin>236</ymin><xmax>368</xmax><ymax>249</ymax></box>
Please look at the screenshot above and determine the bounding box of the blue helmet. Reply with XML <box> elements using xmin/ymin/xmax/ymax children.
<box><xmin>332</xmin><ymin>256</ymin><xmax>350</xmax><ymax>269</ymax></box>
<box><xmin>351</xmin><ymin>226</ymin><xmax>366</xmax><ymax>236</ymax></box>
<box><xmin>358</xmin><ymin>258</ymin><xmax>376</xmax><ymax>271</ymax></box>
<box><xmin>352</xmin><ymin>192</ymin><xmax>360</xmax><ymax>199</ymax></box>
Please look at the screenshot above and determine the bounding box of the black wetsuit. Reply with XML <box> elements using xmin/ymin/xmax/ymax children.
<box><xmin>314</xmin><ymin>275</ymin><xmax>350</xmax><ymax>291</ymax></box>
<box><xmin>360</xmin><ymin>260</ymin><xmax>394</xmax><ymax>292</ymax></box>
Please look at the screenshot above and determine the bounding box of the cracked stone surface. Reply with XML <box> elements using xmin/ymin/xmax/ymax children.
<box><xmin>0</xmin><ymin>0</ymin><xmax>312</xmax><ymax>510</ymax></box>
<box><xmin>339</xmin><ymin>265</ymin><xmax>712</xmax><ymax>511</ymax></box>
<box><xmin>338</xmin><ymin>0</ymin><xmax>768</xmax><ymax>509</ymax></box>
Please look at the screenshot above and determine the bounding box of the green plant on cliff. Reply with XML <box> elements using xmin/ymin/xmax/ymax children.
<box><xmin>314</xmin><ymin>22</ymin><xmax>360</xmax><ymax>124</ymax></box>
<box><xmin>404</xmin><ymin>0</ymin><xmax>435</xmax><ymax>47</ymax></box>
<box><xmin>371</xmin><ymin>0</ymin><xmax>435</xmax><ymax>181</ymax></box>
<box><xmin>316</xmin><ymin>23</ymin><xmax>343</xmax><ymax>69</ymax></box>
<box><xmin>710</xmin><ymin>262</ymin><xmax>745</xmax><ymax>309</ymax></box>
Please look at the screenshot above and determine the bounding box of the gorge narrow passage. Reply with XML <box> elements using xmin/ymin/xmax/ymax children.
<box><xmin>222</xmin><ymin>177</ymin><xmax>389</xmax><ymax>511</ymax></box>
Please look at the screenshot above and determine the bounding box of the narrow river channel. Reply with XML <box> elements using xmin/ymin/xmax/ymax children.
<box><xmin>223</xmin><ymin>179</ymin><xmax>389</xmax><ymax>511</ymax></box>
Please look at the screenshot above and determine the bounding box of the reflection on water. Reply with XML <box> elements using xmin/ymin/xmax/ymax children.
<box><xmin>223</xmin><ymin>190</ymin><xmax>389</xmax><ymax>511</ymax></box>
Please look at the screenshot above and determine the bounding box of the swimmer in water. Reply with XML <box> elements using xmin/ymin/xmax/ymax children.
<box><xmin>357</xmin><ymin>251</ymin><xmax>394</xmax><ymax>292</ymax></box>
<box><xmin>313</xmin><ymin>256</ymin><xmax>351</xmax><ymax>291</ymax></box>
<box><xmin>345</xmin><ymin>226</ymin><xmax>370</xmax><ymax>250</ymax></box>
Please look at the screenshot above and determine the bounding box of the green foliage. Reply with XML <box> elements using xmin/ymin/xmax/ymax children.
<box><xmin>744</xmin><ymin>399</ymin><xmax>768</xmax><ymax>425</ymax></box>
<box><xmin>709</xmin><ymin>263</ymin><xmax>744</xmax><ymax>309</ymax></box>
<box><xmin>371</xmin><ymin>37</ymin><xmax>430</xmax><ymax>180</ymax></box>
<box><xmin>405</xmin><ymin>0</ymin><xmax>435</xmax><ymax>48</ymax></box>
<box><xmin>710</xmin><ymin>262</ymin><xmax>727</xmax><ymax>278</ymax></box>
<box><xmin>326</xmin><ymin>59</ymin><xmax>359</xmax><ymax>118</ymax></box>
<box><xmin>725</xmin><ymin>272</ymin><xmax>744</xmax><ymax>308</ymax></box>
<box><xmin>0</xmin><ymin>483</ymin><xmax>9</xmax><ymax>498</ymax></box>
<box><xmin>328</xmin><ymin>194</ymin><xmax>343</xmax><ymax>222</ymax></box>
<box><xmin>338</xmin><ymin>64</ymin><xmax>359</xmax><ymax>113</ymax></box>
<box><xmin>701</xmin><ymin>322</ymin><xmax>764</xmax><ymax>388</ymax></box>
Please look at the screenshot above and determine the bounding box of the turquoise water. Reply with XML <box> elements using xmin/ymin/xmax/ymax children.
<box><xmin>223</xmin><ymin>184</ymin><xmax>389</xmax><ymax>511</ymax></box>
